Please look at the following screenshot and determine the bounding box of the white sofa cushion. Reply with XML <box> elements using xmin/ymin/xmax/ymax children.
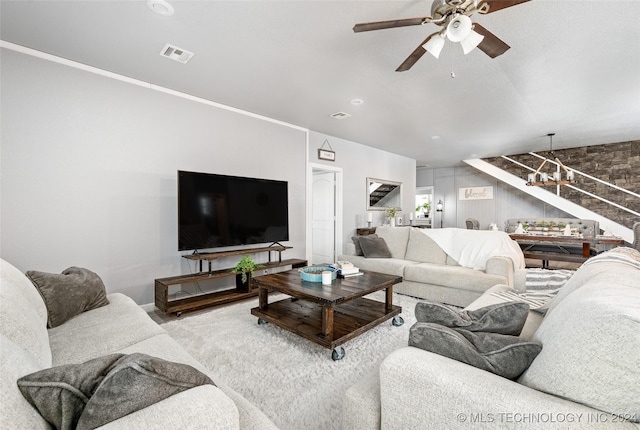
<box><xmin>519</xmin><ymin>280</ymin><xmax>640</xmax><ymax>420</ymax></box>
<box><xmin>343</xmin><ymin>255</ymin><xmax>417</xmax><ymax>277</ymax></box>
<box><xmin>374</xmin><ymin>226</ymin><xmax>410</xmax><ymax>259</ymax></box>
<box><xmin>97</xmin><ymin>385</ymin><xmax>240</xmax><ymax>430</ymax></box>
<box><xmin>0</xmin><ymin>260</ymin><xmax>52</xmax><ymax>368</ymax></box>
<box><xmin>0</xmin><ymin>259</ymin><xmax>48</xmax><ymax>324</ymax></box>
<box><xmin>117</xmin><ymin>334</ymin><xmax>277</xmax><ymax>430</ymax></box>
<box><xmin>404</xmin><ymin>228</ymin><xmax>447</xmax><ymax>264</ymax></box>
<box><xmin>48</xmin><ymin>293</ymin><xmax>165</xmax><ymax>366</ymax></box>
<box><xmin>0</xmin><ymin>336</ymin><xmax>49</xmax><ymax>430</ymax></box>
<box><xmin>404</xmin><ymin>263</ymin><xmax>507</xmax><ymax>293</ymax></box>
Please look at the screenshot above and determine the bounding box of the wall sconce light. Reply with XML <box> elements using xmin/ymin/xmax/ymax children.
<box><xmin>436</xmin><ymin>199</ymin><xmax>444</xmax><ymax>228</ymax></box>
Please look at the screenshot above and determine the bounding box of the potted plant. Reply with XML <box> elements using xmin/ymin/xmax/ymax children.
<box><xmin>415</xmin><ymin>202</ymin><xmax>431</xmax><ymax>218</ymax></box>
<box><xmin>386</xmin><ymin>207</ymin><xmax>398</xmax><ymax>227</ymax></box>
<box><xmin>232</xmin><ymin>255</ymin><xmax>264</xmax><ymax>292</ymax></box>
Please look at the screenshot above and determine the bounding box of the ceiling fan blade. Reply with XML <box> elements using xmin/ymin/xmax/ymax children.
<box><xmin>353</xmin><ymin>16</ymin><xmax>432</xmax><ymax>33</ymax></box>
<box><xmin>395</xmin><ymin>32</ymin><xmax>439</xmax><ymax>72</ymax></box>
<box><xmin>479</xmin><ymin>0</ymin><xmax>531</xmax><ymax>14</ymax></box>
<box><xmin>473</xmin><ymin>23</ymin><xmax>511</xmax><ymax>58</ymax></box>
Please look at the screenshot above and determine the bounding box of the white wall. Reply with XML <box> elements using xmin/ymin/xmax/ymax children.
<box><xmin>417</xmin><ymin>166</ymin><xmax>570</xmax><ymax>230</ymax></box>
<box><xmin>0</xmin><ymin>48</ymin><xmax>307</xmax><ymax>305</ymax></box>
<box><xmin>1</xmin><ymin>48</ymin><xmax>418</xmax><ymax>306</ymax></box>
<box><xmin>309</xmin><ymin>132</ymin><xmax>416</xmax><ymax>249</ymax></box>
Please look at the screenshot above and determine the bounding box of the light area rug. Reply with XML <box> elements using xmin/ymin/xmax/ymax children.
<box><xmin>161</xmin><ymin>291</ymin><xmax>422</xmax><ymax>430</ymax></box>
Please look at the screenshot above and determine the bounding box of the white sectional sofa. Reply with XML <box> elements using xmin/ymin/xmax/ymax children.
<box><xmin>0</xmin><ymin>258</ymin><xmax>278</xmax><ymax>430</ymax></box>
<box><xmin>340</xmin><ymin>226</ymin><xmax>525</xmax><ymax>307</ymax></box>
<box><xmin>342</xmin><ymin>247</ymin><xmax>640</xmax><ymax>430</ymax></box>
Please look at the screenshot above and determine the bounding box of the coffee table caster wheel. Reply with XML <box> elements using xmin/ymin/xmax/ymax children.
<box><xmin>257</xmin><ymin>318</ymin><xmax>268</xmax><ymax>325</ymax></box>
<box><xmin>392</xmin><ymin>316</ymin><xmax>404</xmax><ymax>327</ymax></box>
<box><xmin>332</xmin><ymin>347</ymin><xmax>345</xmax><ymax>361</ymax></box>
<box><xmin>176</xmin><ymin>312</ymin><xmax>182</xmax><ymax>317</ymax></box>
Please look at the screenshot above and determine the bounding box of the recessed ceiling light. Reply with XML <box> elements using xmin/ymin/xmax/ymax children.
<box><xmin>147</xmin><ymin>0</ymin><xmax>174</xmax><ymax>16</ymax></box>
<box><xmin>350</xmin><ymin>99</ymin><xmax>364</xmax><ymax>106</ymax></box>
<box><xmin>430</xmin><ymin>135</ymin><xmax>440</xmax><ymax>140</ymax></box>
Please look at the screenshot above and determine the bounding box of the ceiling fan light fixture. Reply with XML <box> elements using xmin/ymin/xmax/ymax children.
<box><xmin>446</xmin><ymin>14</ymin><xmax>472</xmax><ymax>42</ymax></box>
<box><xmin>423</xmin><ymin>34</ymin><xmax>445</xmax><ymax>58</ymax></box>
<box><xmin>460</xmin><ymin>29</ymin><xmax>484</xmax><ymax>54</ymax></box>
<box><xmin>147</xmin><ymin>0</ymin><xmax>174</xmax><ymax>16</ymax></box>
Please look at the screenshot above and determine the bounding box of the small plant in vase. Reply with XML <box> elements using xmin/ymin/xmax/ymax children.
<box><xmin>386</xmin><ymin>207</ymin><xmax>398</xmax><ymax>226</ymax></box>
<box><xmin>415</xmin><ymin>202</ymin><xmax>431</xmax><ymax>218</ymax></box>
<box><xmin>232</xmin><ymin>255</ymin><xmax>264</xmax><ymax>292</ymax></box>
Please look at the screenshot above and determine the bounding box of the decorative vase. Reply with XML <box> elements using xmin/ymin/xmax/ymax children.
<box><xmin>235</xmin><ymin>273</ymin><xmax>252</xmax><ymax>293</ymax></box>
<box><xmin>389</xmin><ymin>217</ymin><xmax>396</xmax><ymax>227</ymax></box>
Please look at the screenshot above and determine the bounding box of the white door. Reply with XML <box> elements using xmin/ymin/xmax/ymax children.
<box><xmin>311</xmin><ymin>170</ymin><xmax>336</xmax><ymax>264</ymax></box>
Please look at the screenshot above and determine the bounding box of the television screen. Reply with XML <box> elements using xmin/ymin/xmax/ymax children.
<box><xmin>178</xmin><ymin>170</ymin><xmax>289</xmax><ymax>251</ymax></box>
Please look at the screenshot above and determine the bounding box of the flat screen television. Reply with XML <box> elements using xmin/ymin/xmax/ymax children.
<box><xmin>178</xmin><ymin>170</ymin><xmax>289</xmax><ymax>251</ymax></box>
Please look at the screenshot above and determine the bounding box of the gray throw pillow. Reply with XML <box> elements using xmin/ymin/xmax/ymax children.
<box><xmin>414</xmin><ymin>301</ymin><xmax>530</xmax><ymax>336</ymax></box>
<box><xmin>352</xmin><ymin>234</ymin><xmax>378</xmax><ymax>256</ymax></box>
<box><xmin>358</xmin><ymin>235</ymin><xmax>392</xmax><ymax>258</ymax></box>
<box><xmin>26</xmin><ymin>267</ymin><xmax>110</xmax><ymax>328</ymax></box>
<box><xmin>17</xmin><ymin>353</ymin><xmax>215</xmax><ymax>430</ymax></box>
<box><xmin>409</xmin><ymin>322</ymin><xmax>542</xmax><ymax>379</ymax></box>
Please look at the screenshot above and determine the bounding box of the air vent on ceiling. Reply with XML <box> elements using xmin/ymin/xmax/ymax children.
<box><xmin>330</xmin><ymin>112</ymin><xmax>351</xmax><ymax>120</ymax></box>
<box><xmin>160</xmin><ymin>43</ymin><xmax>194</xmax><ymax>64</ymax></box>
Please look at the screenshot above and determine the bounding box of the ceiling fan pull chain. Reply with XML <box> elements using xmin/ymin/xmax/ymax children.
<box><xmin>451</xmin><ymin>50</ymin><xmax>456</xmax><ymax>78</ymax></box>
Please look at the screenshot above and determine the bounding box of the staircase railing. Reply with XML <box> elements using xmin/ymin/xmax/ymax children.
<box><xmin>501</xmin><ymin>153</ymin><xmax>640</xmax><ymax>218</ymax></box>
<box><xmin>463</xmin><ymin>158</ymin><xmax>634</xmax><ymax>243</ymax></box>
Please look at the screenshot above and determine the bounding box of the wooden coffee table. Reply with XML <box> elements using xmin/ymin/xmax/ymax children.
<box><xmin>250</xmin><ymin>268</ymin><xmax>403</xmax><ymax>360</ymax></box>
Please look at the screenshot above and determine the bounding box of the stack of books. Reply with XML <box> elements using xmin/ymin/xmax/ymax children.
<box><xmin>335</xmin><ymin>261</ymin><xmax>363</xmax><ymax>278</ymax></box>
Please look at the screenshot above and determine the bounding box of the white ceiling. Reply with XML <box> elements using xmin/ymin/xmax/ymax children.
<box><xmin>2</xmin><ymin>0</ymin><xmax>639</xmax><ymax>167</ymax></box>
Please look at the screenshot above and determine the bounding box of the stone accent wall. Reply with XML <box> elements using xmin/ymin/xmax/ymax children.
<box><xmin>484</xmin><ymin>140</ymin><xmax>640</xmax><ymax>229</ymax></box>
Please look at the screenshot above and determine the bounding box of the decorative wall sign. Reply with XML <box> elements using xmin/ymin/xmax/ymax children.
<box><xmin>317</xmin><ymin>140</ymin><xmax>336</xmax><ymax>161</ymax></box>
<box><xmin>459</xmin><ymin>186</ymin><xmax>494</xmax><ymax>200</ymax></box>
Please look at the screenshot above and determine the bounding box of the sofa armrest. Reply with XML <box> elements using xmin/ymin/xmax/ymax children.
<box><xmin>216</xmin><ymin>381</ymin><xmax>280</xmax><ymax>429</ymax></box>
<box><xmin>485</xmin><ymin>256</ymin><xmax>514</xmax><ymax>287</ymax></box>
<box><xmin>343</xmin><ymin>370</ymin><xmax>381</xmax><ymax>430</ymax></box>
<box><xmin>513</xmin><ymin>268</ymin><xmax>528</xmax><ymax>292</ymax></box>
<box><xmin>379</xmin><ymin>347</ymin><xmax>635</xmax><ymax>430</ymax></box>
<box><xmin>343</xmin><ymin>242</ymin><xmax>357</xmax><ymax>256</ymax></box>
<box><xmin>97</xmin><ymin>385</ymin><xmax>240</xmax><ymax>430</ymax></box>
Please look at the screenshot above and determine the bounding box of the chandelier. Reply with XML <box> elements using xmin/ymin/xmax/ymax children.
<box><xmin>526</xmin><ymin>133</ymin><xmax>576</xmax><ymax>186</ymax></box>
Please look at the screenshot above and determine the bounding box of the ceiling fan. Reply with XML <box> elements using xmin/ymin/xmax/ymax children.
<box><xmin>353</xmin><ymin>0</ymin><xmax>531</xmax><ymax>72</ymax></box>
